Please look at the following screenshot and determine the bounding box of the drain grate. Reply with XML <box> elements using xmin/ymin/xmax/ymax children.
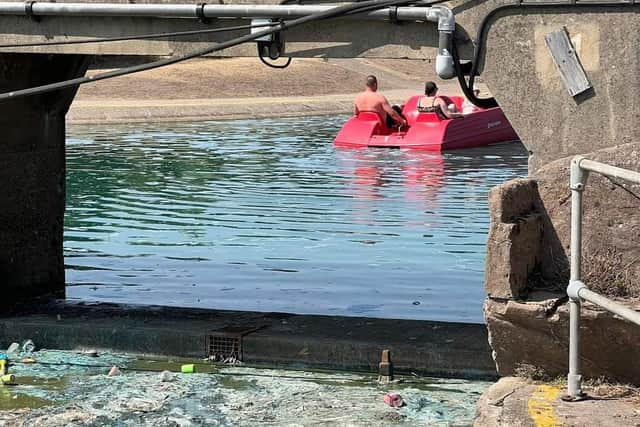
<box><xmin>207</xmin><ymin>326</ymin><xmax>260</xmax><ymax>363</ymax></box>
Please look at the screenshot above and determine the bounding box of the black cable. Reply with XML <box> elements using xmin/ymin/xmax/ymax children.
<box><xmin>452</xmin><ymin>35</ymin><xmax>497</xmax><ymax>109</ymax></box>
<box><xmin>256</xmin><ymin>0</ymin><xmax>451</xmax><ymax>69</ymax></box>
<box><xmin>0</xmin><ymin>22</ymin><xmax>280</xmax><ymax>49</ymax></box>
<box><xmin>256</xmin><ymin>18</ymin><xmax>293</xmax><ymax>69</ymax></box>
<box><xmin>259</xmin><ymin>54</ymin><xmax>293</xmax><ymax>69</ymax></box>
<box><xmin>0</xmin><ymin>0</ymin><xmax>432</xmax><ymax>102</ymax></box>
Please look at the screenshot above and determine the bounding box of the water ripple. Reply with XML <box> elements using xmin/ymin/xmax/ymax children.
<box><xmin>65</xmin><ymin>115</ymin><xmax>528</xmax><ymax>323</ymax></box>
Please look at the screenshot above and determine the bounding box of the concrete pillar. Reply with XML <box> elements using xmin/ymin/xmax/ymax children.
<box><xmin>0</xmin><ymin>53</ymin><xmax>90</xmax><ymax>304</ymax></box>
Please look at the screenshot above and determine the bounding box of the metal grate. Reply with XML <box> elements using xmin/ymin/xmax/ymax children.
<box><xmin>207</xmin><ymin>326</ymin><xmax>260</xmax><ymax>363</ymax></box>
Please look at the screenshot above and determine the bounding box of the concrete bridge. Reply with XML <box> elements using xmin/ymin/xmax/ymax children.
<box><xmin>1</xmin><ymin>0</ymin><xmax>639</xmax><ymax>382</ymax></box>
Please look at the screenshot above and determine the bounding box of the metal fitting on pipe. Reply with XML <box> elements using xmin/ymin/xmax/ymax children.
<box><xmin>567</xmin><ymin>372</ymin><xmax>584</xmax><ymax>400</ymax></box>
<box><xmin>427</xmin><ymin>5</ymin><xmax>454</xmax><ymax>32</ymax></box>
<box><xmin>567</xmin><ymin>279</ymin><xmax>587</xmax><ymax>302</ymax></box>
<box><xmin>570</xmin><ymin>155</ymin><xmax>589</xmax><ymax>191</ymax></box>
<box><xmin>427</xmin><ymin>5</ymin><xmax>456</xmax><ymax>79</ymax></box>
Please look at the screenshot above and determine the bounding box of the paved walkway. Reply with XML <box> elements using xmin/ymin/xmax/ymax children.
<box><xmin>475</xmin><ymin>377</ymin><xmax>640</xmax><ymax>426</ymax></box>
<box><xmin>69</xmin><ymin>57</ymin><xmax>466</xmax><ymax>124</ymax></box>
<box><xmin>68</xmin><ymin>89</ymin><xmax>417</xmax><ymax>123</ymax></box>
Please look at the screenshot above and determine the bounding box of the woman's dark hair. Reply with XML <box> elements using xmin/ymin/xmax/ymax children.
<box><xmin>424</xmin><ymin>81</ymin><xmax>437</xmax><ymax>96</ymax></box>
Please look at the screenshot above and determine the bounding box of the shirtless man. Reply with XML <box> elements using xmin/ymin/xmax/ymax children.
<box><xmin>354</xmin><ymin>75</ymin><xmax>407</xmax><ymax>128</ymax></box>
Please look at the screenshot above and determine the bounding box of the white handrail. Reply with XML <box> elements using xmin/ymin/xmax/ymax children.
<box><xmin>567</xmin><ymin>156</ymin><xmax>640</xmax><ymax>399</ymax></box>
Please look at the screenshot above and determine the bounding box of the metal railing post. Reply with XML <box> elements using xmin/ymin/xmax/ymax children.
<box><xmin>564</xmin><ymin>157</ymin><xmax>640</xmax><ymax>400</ymax></box>
<box><xmin>567</xmin><ymin>156</ymin><xmax>589</xmax><ymax>399</ymax></box>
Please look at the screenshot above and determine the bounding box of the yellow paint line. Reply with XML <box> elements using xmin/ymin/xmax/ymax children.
<box><xmin>527</xmin><ymin>385</ymin><xmax>562</xmax><ymax>427</ymax></box>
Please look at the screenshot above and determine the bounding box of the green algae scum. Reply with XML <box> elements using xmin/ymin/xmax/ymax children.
<box><xmin>0</xmin><ymin>349</ymin><xmax>488</xmax><ymax>426</ymax></box>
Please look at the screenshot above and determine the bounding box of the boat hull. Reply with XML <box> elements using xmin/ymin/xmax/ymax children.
<box><xmin>334</xmin><ymin>96</ymin><xmax>519</xmax><ymax>151</ymax></box>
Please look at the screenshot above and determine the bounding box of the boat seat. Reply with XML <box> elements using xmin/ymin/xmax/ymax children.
<box><xmin>357</xmin><ymin>111</ymin><xmax>384</xmax><ymax>122</ymax></box>
<box><xmin>414</xmin><ymin>112</ymin><xmax>441</xmax><ymax>123</ymax></box>
<box><xmin>356</xmin><ymin>111</ymin><xmax>392</xmax><ymax>134</ymax></box>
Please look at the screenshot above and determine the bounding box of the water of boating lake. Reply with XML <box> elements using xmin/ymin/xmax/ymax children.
<box><xmin>65</xmin><ymin>116</ymin><xmax>527</xmax><ymax>323</ymax></box>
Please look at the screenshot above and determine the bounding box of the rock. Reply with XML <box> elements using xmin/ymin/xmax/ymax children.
<box><xmin>484</xmin><ymin>296</ymin><xmax>640</xmax><ymax>383</ymax></box>
<box><xmin>108</xmin><ymin>366</ymin><xmax>121</xmax><ymax>377</ymax></box>
<box><xmin>32</xmin><ymin>410</ymin><xmax>94</xmax><ymax>426</ymax></box>
<box><xmin>485</xmin><ymin>179</ymin><xmax>544</xmax><ymax>299</ymax></box>
<box><xmin>159</xmin><ymin>370</ymin><xmax>173</xmax><ymax>382</ymax></box>
<box><xmin>473</xmin><ymin>377</ymin><xmax>529</xmax><ymax>427</ymax></box>
<box><xmin>83</xmin><ymin>350</ymin><xmax>99</xmax><ymax>357</ymax></box>
<box><xmin>484</xmin><ymin>143</ymin><xmax>640</xmax><ymax>384</ymax></box>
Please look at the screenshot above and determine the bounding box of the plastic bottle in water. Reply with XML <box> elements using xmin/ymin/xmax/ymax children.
<box><xmin>6</xmin><ymin>343</ymin><xmax>20</xmax><ymax>359</ymax></box>
<box><xmin>22</xmin><ymin>340</ymin><xmax>35</xmax><ymax>355</ymax></box>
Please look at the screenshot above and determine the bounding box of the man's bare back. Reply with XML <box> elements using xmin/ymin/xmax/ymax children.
<box><xmin>353</xmin><ymin>75</ymin><xmax>406</xmax><ymax>127</ymax></box>
<box><xmin>354</xmin><ymin>91</ymin><xmax>389</xmax><ymax>117</ymax></box>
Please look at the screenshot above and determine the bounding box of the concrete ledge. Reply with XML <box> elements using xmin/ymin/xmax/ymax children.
<box><xmin>474</xmin><ymin>377</ymin><xmax>640</xmax><ymax>427</ymax></box>
<box><xmin>0</xmin><ymin>301</ymin><xmax>496</xmax><ymax>379</ymax></box>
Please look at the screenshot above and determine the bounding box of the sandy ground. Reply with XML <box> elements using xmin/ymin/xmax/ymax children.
<box><xmin>69</xmin><ymin>57</ymin><xmax>467</xmax><ymax>124</ymax></box>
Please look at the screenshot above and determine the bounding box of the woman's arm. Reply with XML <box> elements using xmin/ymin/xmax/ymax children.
<box><xmin>436</xmin><ymin>98</ymin><xmax>463</xmax><ymax>119</ymax></box>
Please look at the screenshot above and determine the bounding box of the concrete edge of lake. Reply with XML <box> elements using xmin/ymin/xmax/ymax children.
<box><xmin>1</xmin><ymin>301</ymin><xmax>497</xmax><ymax>380</ymax></box>
<box><xmin>67</xmin><ymin>90</ymin><xmax>417</xmax><ymax>125</ymax></box>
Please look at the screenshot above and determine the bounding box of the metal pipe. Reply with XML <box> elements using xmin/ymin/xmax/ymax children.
<box><xmin>566</xmin><ymin>157</ymin><xmax>640</xmax><ymax>399</ymax></box>
<box><xmin>567</xmin><ymin>156</ymin><xmax>588</xmax><ymax>399</ymax></box>
<box><xmin>579</xmin><ymin>158</ymin><xmax>640</xmax><ymax>185</ymax></box>
<box><xmin>570</xmin><ymin>157</ymin><xmax>589</xmax><ymax>282</ymax></box>
<box><xmin>0</xmin><ymin>2</ymin><xmax>434</xmax><ymax>20</ymax></box>
<box><xmin>579</xmin><ymin>288</ymin><xmax>640</xmax><ymax>326</ymax></box>
<box><xmin>426</xmin><ymin>5</ymin><xmax>455</xmax><ymax>79</ymax></box>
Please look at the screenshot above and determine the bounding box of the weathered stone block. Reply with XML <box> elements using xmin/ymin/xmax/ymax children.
<box><xmin>485</xmin><ymin>179</ymin><xmax>543</xmax><ymax>299</ymax></box>
<box><xmin>485</xmin><ymin>295</ymin><xmax>640</xmax><ymax>384</ymax></box>
<box><xmin>488</xmin><ymin>178</ymin><xmax>540</xmax><ymax>223</ymax></box>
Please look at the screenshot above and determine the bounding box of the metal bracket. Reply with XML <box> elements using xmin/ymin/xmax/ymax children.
<box><xmin>570</xmin><ymin>156</ymin><xmax>589</xmax><ymax>191</ymax></box>
<box><xmin>388</xmin><ymin>6</ymin><xmax>400</xmax><ymax>24</ymax></box>
<box><xmin>24</xmin><ymin>1</ymin><xmax>40</xmax><ymax>22</ymax></box>
<box><xmin>564</xmin><ymin>373</ymin><xmax>587</xmax><ymax>401</ymax></box>
<box><xmin>195</xmin><ymin>3</ymin><xmax>210</xmax><ymax>24</ymax></box>
<box><xmin>567</xmin><ymin>280</ymin><xmax>587</xmax><ymax>302</ymax></box>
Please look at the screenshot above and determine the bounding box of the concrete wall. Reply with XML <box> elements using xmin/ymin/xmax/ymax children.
<box><xmin>0</xmin><ymin>54</ymin><xmax>89</xmax><ymax>304</ymax></box>
<box><xmin>478</xmin><ymin>6</ymin><xmax>639</xmax><ymax>172</ymax></box>
<box><xmin>0</xmin><ymin>15</ymin><xmax>440</xmax><ymax>59</ymax></box>
<box><xmin>474</xmin><ymin>5</ymin><xmax>640</xmax><ymax>383</ymax></box>
<box><xmin>0</xmin><ymin>3</ymin><xmax>636</xmax><ymax>167</ymax></box>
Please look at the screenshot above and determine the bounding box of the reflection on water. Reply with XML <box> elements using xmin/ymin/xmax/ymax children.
<box><xmin>65</xmin><ymin>116</ymin><xmax>528</xmax><ymax>323</ymax></box>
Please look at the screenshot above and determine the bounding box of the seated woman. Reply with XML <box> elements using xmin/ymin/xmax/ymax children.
<box><xmin>417</xmin><ymin>81</ymin><xmax>464</xmax><ymax>120</ymax></box>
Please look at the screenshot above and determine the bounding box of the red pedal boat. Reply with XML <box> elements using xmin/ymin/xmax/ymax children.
<box><xmin>333</xmin><ymin>95</ymin><xmax>519</xmax><ymax>151</ymax></box>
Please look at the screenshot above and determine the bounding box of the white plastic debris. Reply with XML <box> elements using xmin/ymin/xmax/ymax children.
<box><xmin>159</xmin><ymin>370</ymin><xmax>173</xmax><ymax>382</ymax></box>
<box><xmin>7</xmin><ymin>343</ymin><xmax>20</xmax><ymax>358</ymax></box>
<box><xmin>22</xmin><ymin>340</ymin><xmax>36</xmax><ymax>355</ymax></box>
